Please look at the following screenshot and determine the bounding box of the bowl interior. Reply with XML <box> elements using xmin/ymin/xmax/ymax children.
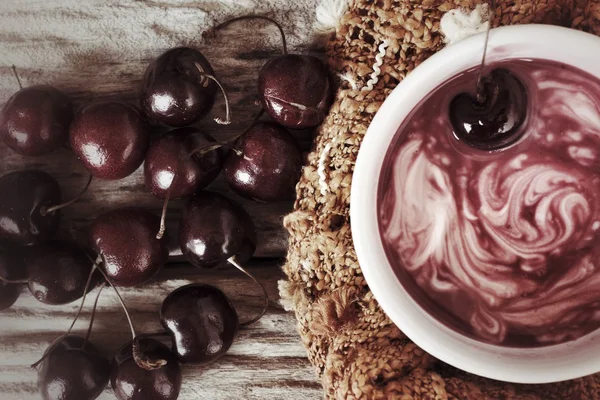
<box><xmin>351</xmin><ymin>24</ymin><xmax>600</xmax><ymax>384</ymax></box>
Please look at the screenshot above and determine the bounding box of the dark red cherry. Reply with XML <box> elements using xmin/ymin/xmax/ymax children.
<box><xmin>111</xmin><ymin>337</ymin><xmax>181</xmax><ymax>400</ymax></box>
<box><xmin>0</xmin><ymin>241</ymin><xmax>25</xmax><ymax>311</ymax></box>
<box><xmin>38</xmin><ymin>335</ymin><xmax>110</xmax><ymax>400</ymax></box>
<box><xmin>70</xmin><ymin>101</ymin><xmax>150</xmax><ymax>180</ymax></box>
<box><xmin>1</xmin><ymin>86</ymin><xmax>73</xmax><ymax>156</ymax></box>
<box><xmin>449</xmin><ymin>68</ymin><xmax>529</xmax><ymax>151</ymax></box>
<box><xmin>0</xmin><ymin>170</ymin><xmax>61</xmax><ymax>245</ymax></box>
<box><xmin>90</xmin><ymin>208</ymin><xmax>168</xmax><ymax>287</ymax></box>
<box><xmin>223</xmin><ymin>121</ymin><xmax>302</xmax><ymax>202</ymax></box>
<box><xmin>144</xmin><ymin>128</ymin><xmax>224</xmax><ymax>199</ymax></box>
<box><xmin>141</xmin><ymin>47</ymin><xmax>218</xmax><ymax>127</ymax></box>
<box><xmin>179</xmin><ymin>191</ymin><xmax>256</xmax><ymax>269</ymax></box>
<box><xmin>160</xmin><ymin>284</ymin><xmax>239</xmax><ymax>364</ymax></box>
<box><xmin>258</xmin><ymin>54</ymin><xmax>333</xmax><ymax>129</ymax></box>
<box><xmin>27</xmin><ymin>241</ymin><xmax>98</xmax><ymax>305</ymax></box>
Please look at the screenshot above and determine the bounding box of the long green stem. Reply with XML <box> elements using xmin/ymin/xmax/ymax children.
<box><xmin>31</xmin><ymin>258</ymin><xmax>100</xmax><ymax>368</ymax></box>
<box><xmin>94</xmin><ymin>265</ymin><xmax>167</xmax><ymax>370</ymax></box>
<box><xmin>203</xmin><ymin>15</ymin><xmax>288</xmax><ymax>55</ymax></box>
<box><xmin>0</xmin><ymin>276</ymin><xmax>27</xmax><ymax>284</ymax></box>
<box><xmin>11</xmin><ymin>65</ymin><xmax>22</xmax><ymax>89</ymax></box>
<box><xmin>64</xmin><ymin>258</ymin><xmax>100</xmax><ymax>336</ymax></box>
<box><xmin>476</xmin><ymin>0</ymin><xmax>495</xmax><ymax>103</ymax></box>
<box><xmin>84</xmin><ymin>282</ymin><xmax>106</xmax><ymax>342</ymax></box>
<box><xmin>41</xmin><ymin>174</ymin><xmax>93</xmax><ymax>216</ymax></box>
<box><xmin>93</xmin><ymin>267</ymin><xmax>136</xmax><ymax>340</ymax></box>
<box><xmin>194</xmin><ymin>64</ymin><xmax>231</xmax><ymax>125</ymax></box>
<box><xmin>227</xmin><ymin>257</ymin><xmax>270</xmax><ymax>327</ymax></box>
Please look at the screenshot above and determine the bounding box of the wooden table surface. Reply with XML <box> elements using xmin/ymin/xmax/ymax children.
<box><xmin>0</xmin><ymin>1</ymin><xmax>323</xmax><ymax>399</ymax></box>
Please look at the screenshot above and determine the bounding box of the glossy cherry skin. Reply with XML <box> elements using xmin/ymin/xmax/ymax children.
<box><xmin>258</xmin><ymin>54</ymin><xmax>333</xmax><ymax>129</ymax></box>
<box><xmin>0</xmin><ymin>241</ymin><xmax>26</xmax><ymax>311</ymax></box>
<box><xmin>141</xmin><ymin>47</ymin><xmax>218</xmax><ymax>127</ymax></box>
<box><xmin>223</xmin><ymin>122</ymin><xmax>302</xmax><ymax>202</ymax></box>
<box><xmin>0</xmin><ymin>170</ymin><xmax>61</xmax><ymax>245</ymax></box>
<box><xmin>38</xmin><ymin>335</ymin><xmax>110</xmax><ymax>400</ymax></box>
<box><xmin>111</xmin><ymin>337</ymin><xmax>181</xmax><ymax>400</ymax></box>
<box><xmin>160</xmin><ymin>284</ymin><xmax>239</xmax><ymax>364</ymax></box>
<box><xmin>1</xmin><ymin>86</ymin><xmax>73</xmax><ymax>156</ymax></box>
<box><xmin>90</xmin><ymin>208</ymin><xmax>168</xmax><ymax>287</ymax></box>
<box><xmin>179</xmin><ymin>191</ymin><xmax>256</xmax><ymax>269</ymax></box>
<box><xmin>449</xmin><ymin>68</ymin><xmax>529</xmax><ymax>151</ymax></box>
<box><xmin>144</xmin><ymin>128</ymin><xmax>224</xmax><ymax>200</ymax></box>
<box><xmin>27</xmin><ymin>241</ymin><xmax>97</xmax><ymax>305</ymax></box>
<box><xmin>70</xmin><ymin>101</ymin><xmax>150</xmax><ymax>180</ymax></box>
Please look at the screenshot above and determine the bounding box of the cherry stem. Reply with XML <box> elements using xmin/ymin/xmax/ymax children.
<box><xmin>156</xmin><ymin>188</ymin><xmax>171</xmax><ymax>240</ymax></box>
<box><xmin>0</xmin><ymin>276</ymin><xmax>27</xmax><ymax>284</ymax></box>
<box><xmin>203</xmin><ymin>15</ymin><xmax>288</xmax><ymax>55</ymax></box>
<box><xmin>157</xmin><ymin>105</ymin><xmax>262</xmax><ymax>240</ymax></box>
<box><xmin>476</xmin><ymin>0</ymin><xmax>495</xmax><ymax>103</ymax></box>
<box><xmin>94</xmin><ymin>262</ymin><xmax>167</xmax><ymax>370</ymax></box>
<box><xmin>31</xmin><ymin>336</ymin><xmax>66</xmax><ymax>370</ymax></box>
<box><xmin>227</xmin><ymin>257</ymin><xmax>270</xmax><ymax>327</ymax></box>
<box><xmin>41</xmin><ymin>174</ymin><xmax>93</xmax><ymax>216</ymax></box>
<box><xmin>184</xmin><ymin>108</ymin><xmax>263</xmax><ymax>160</ymax></box>
<box><xmin>186</xmin><ymin>141</ymin><xmax>242</xmax><ymax>158</ymax></box>
<box><xmin>194</xmin><ymin>65</ymin><xmax>231</xmax><ymax>125</ymax></box>
<box><xmin>84</xmin><ymin>281</ymin><xmax>106</xmax><ymax>342</ymax></box>
<box><xmin>155</xmin><ymin>138</ymin><xmax>242</xmax><ymax>240</ymax></box>
<box><xmin>31</xmin><ymin>259</ymin><xmax>100</xmax><ymax>369</ymax></box>
<box><xmin>11</xmin><ymin>65</ymin><xmax>22</xmax><ymax>90</ymax></box>
<box><xmin>62</xmin><ymin>259</ymin><xmax>99</xmax><ymax>338</ymax></box>
<box><xmin>139</xmin><ymin>330</ymin><xmax>171</xmax><ymax>338</ymax></box>
<box><xmin>93</xmin><ymin>266</ymin><xmax>136</xmax><ymax>340</ymax></box>
<box><xmin>235</xmin><ymin>108</ymin><xmax>264</xmax><ymax>141</ymax></box>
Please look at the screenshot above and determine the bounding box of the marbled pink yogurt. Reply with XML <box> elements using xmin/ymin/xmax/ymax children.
<box><xmin>378</xmin><ymin>59</ymin><xmax>600</xmax><ymax>347</ymax></box>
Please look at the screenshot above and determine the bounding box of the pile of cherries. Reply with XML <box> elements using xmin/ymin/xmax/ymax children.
<box><xmin>0</xmin><ymin>16</ymin><xmax>333</xmax><ymax>400</ymax></box>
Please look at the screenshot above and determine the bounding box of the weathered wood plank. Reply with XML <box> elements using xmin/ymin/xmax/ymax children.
<box><xmin>1</xmin><ymin>146</ymin><xmax>296</xmax><ymax>259</ymax></box>
<box><xmin>0</xmin><ymin>0</ymin><xmax>324</xmax><ymax>398</ymax></box>
<box><xmin>0</xmin><ymin>0</ymin><xmax>323</xmax><ymax>259</ymax></box>
<box><xmin>0</xmin><ymin>262</ymin><xmax>322</xmax><ymax>400</ymax></box>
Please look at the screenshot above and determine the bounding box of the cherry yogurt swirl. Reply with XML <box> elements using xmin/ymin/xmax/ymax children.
<box><xmin>379</xmin><ymin>59</ymin><xmax>600</xmax><ymax>346</ymax></box>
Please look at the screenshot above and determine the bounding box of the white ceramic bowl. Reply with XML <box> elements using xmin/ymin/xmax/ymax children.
<box><xmin>351</xmin><ymin>24</ymin><xmax>600</xmax><ymax>384</ymax></box>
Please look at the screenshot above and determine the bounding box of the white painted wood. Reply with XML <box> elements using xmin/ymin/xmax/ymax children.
<box><xmin>0</xmin><ymin>0</ymin><xmax>324</xmax><ymax>398</ymax></box>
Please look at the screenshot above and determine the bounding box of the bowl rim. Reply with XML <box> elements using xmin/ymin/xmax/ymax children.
<box><xmin>350</xmin><ymin>23</ymin><xmax>600</xmax><ymax>384</ymax></box>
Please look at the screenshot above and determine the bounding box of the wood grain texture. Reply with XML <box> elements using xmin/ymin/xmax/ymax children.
<box><xmin>0</xmin><ymin>0</ymin><xmax>324</xmax><ymax>398</ymax></box>
<box><xmin>0</xmin><ymin>0</ymin><xmax>324</xmax><ymax>258</ymax></box>
<box><xmin>0</xmin><ymin>262</ymin><xmax>322</xmax><ymax>400</ymax></box>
